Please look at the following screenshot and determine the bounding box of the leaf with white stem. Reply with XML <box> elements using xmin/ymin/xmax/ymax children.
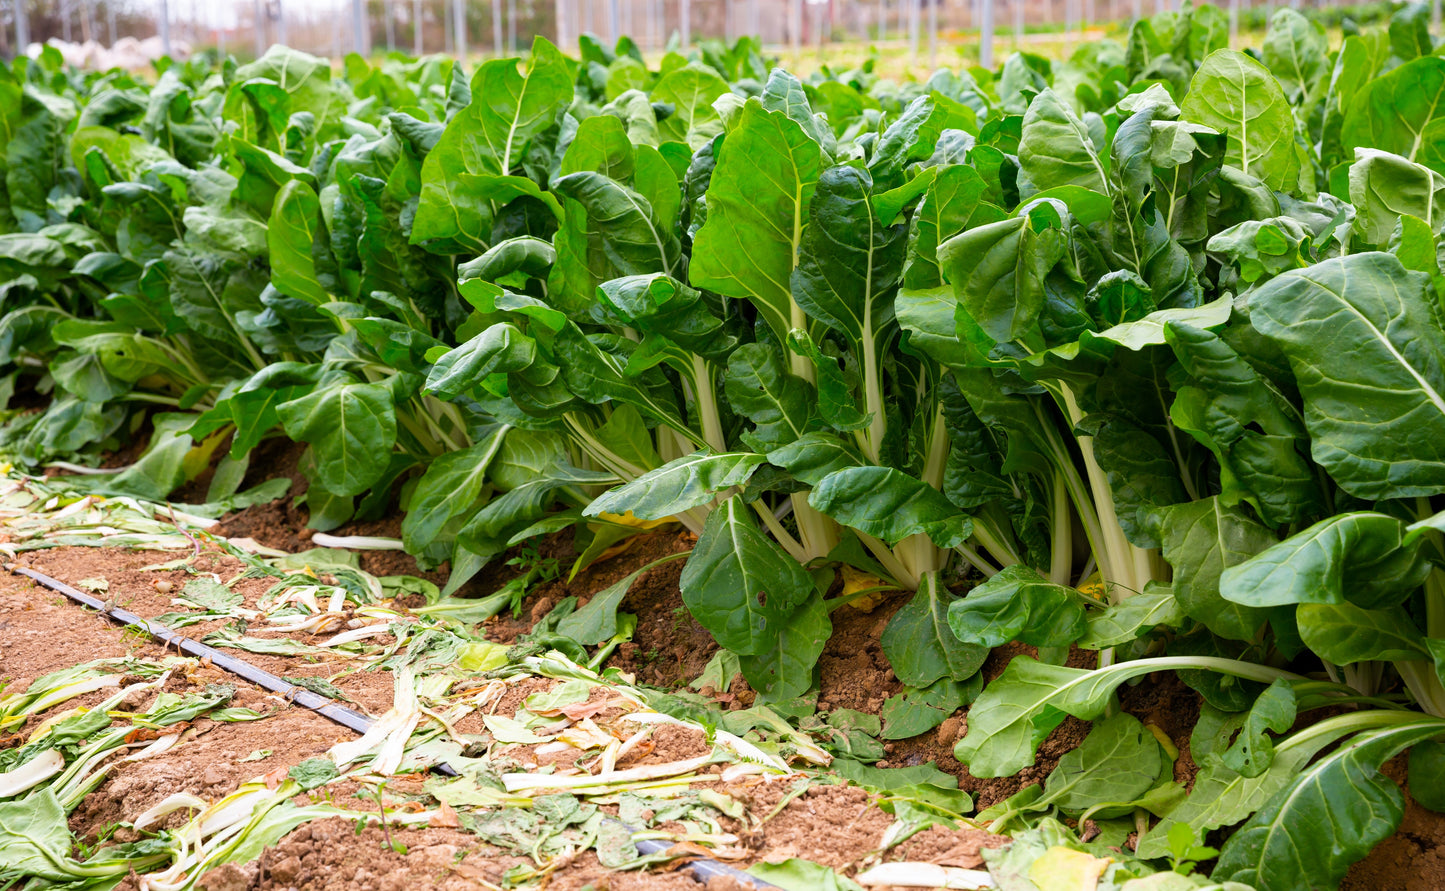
<box><xmin>0</xmin><ymin>748</ymin><xmax>65</xmax><ymax>797</ymax></box>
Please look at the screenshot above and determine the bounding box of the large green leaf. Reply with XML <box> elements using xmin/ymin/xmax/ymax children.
<box><xmin>1179</xmin><ymin>50</ymin><xmax>1300</xmax><ymax>190</ymax></box>
<box><xmin>1348</xmin><ymin>148</ymin><xmax>1445</xmax><ymax>244</ymax></box>
<box><xmin>584</xmin><ymin>451</ymin><xmax>767</xmax><ymax>521</ymax></box>
<box><xmin>679</xmin><ymin>495</ymin><xmax>815</xmax><ymax>656</ymax></box>
<box><xmin>791</xmin><ymin>165</ymin><xmax>906</xmax><ymax>356</ymax></box>
<box><xmin>810</xmin><ymin>466</ymin><xmax>972</xmax><ymax>548</ymax></box>
<box><xmin>277</xmin><ymin>381</ymin><xmax>397</xmax><ymax>497</ymax></box>
<box><xmin>1153</xmin><ymin>498</ymin><xmax>1274</xmax><ymax>641</ymax></box>
<box><xmin>412</xmin><ymin>37</ymin><xmax>571</xmax><ymax>250</ymax></box>
<box><xmin>1220</xmin><ymin>513</ymin><xmax>1429</xmax><ymax>610</ymax></box>
<box><xmin>690</xmin><ymin>99</ymin><xmax>822</xmax><ymax>342</ymax></box>
<box><xmin>1018</xmin><ymin>89</ymin><xmax>1109</xmax><ymax>196</ymax></box>
<box><xmin>1213</xmin><ymin>723</ymin><xmax>1445</xmax><ymax>891</ymax></box>
<box><xmin>1342</xmin><ymin>56</ymin><xmax>1445</xmax><ymax>175</ymax></box>
<box><xmin>738</xmin><ymin>591</ymin><xmax>832</xmax><ymax>699</ymax></box>
<box><xmin>1249</xmin><ymin>252</ymin><xmax>1445</xmax><ymax>499</ymax></box>
<box><xmin>401</xmin><ymin>426</ymin><xmax>510</xmax><ymax>552</ymax></box>
<box><xmin>267</xmin><ymin>179</ymin><xmax>329</xmax><ymax>306</ymax></box>
<box><xmin>880</xmin><ymin>571</ymin><xmax>988</xmax><ymax>688</ymax></box>
<box><xmin>947</xmin><ymin>565</ymin><xmax>1088</xmax><ymax>649</ymax></box>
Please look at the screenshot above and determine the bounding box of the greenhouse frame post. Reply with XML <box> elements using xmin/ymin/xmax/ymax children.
<box><xmin>106</xmin><ymin>0</ymin><xmax>115</xmax><ymax>43</ymax></box>
<box><xmin>909</xmin><ymin>0</ymin><xmax>920</xmax><ymax>62</ymax></box>
<box><xmin>492</xmin><ymin>0</ymin><xmax>501</xmax><ymax>53</ymax></box>
<box><xmin>15</xmin><ymin>0</ymin><xmax>28</xmax><ymax>51</ymax></box>
<box><xmin>791</xmin><ymin>0</ymin><xmax>800</xmax><ymax>54</ymax></box>
<box><xmin>507</xmin><ymin>0</ymin><xmax>515</xmax><ymax>50</ymax></box>
<box><xmin>608</xmin><ymin>0</ymin><xmax>619</xmax><ymax>40</ymax></box>
<box><xmin>927</xmin><ymin>0</ymin><xmax>937</xmax><ymax>68</ymax></box>
<box><xmin>385</xmin><ymin>0</ymin><xmax>396</xmax><ymax>50</ymax></box>
<box><xmin>1228</xmin><ymin>0</ymin><xmax>1238</xmax><ymax>42</ymax></box>
<box><xmin>555</xmin><ymin>0</ymin><xmax>565</xmax><ymax>48</ymax></box>
<box><xmin>681</xmin><ymin>0</ymin><xmax>690</xmax><ymax>47</ymax></box>
<box><xmin>414</xmin><ymin>0</ymin><xmax>423</xmax><ymax>53</ymax></box>
<box><xmin>453</xmin><ymin>0</ymin><xmax>466</xmax><ymax>59</ymax></box>
<box><xmin>276</xmin><ymin>0</ymin><xmax>287</xmax><ymax>47</ymax></box>
<box><xmin>353</xmin><ymin>0</ymin><xmax>367</xmax><ymax>53</ymax></box>
<box><xmin>980</xmin><ymin>0</ymin><xmax>994</xmax><ymax>68</ymax></box>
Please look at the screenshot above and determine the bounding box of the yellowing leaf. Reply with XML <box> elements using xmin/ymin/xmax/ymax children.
<box><xmin>1027</xmin><ymin>847</ymin><xmax>1111</xmax><ymax>891</ymax></box>
<box><xmin>842</xmin><ymin>566</ymin><xmax>888</xmax><ymax>612</ymax></box>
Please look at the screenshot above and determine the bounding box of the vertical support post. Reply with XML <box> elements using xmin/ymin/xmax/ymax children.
<box><xmin>608</xmin><ymin>0</ymin><xmax>618</xmax><ymax>40</ymax></box>
<box><xmin>1435</xmin><ymin>0</ymin><xmax>1441</xmax><ymax>32</ymax></box>
<box><xmin>158</xmin><ymin>0</ymin><xmax>170</xmax><ymax>54</ymax></box>
<box><xmin>414</xmin><ymin>0</ymin><xmax>423</xmax><ymax>53</ymax></box>
<box><xmin>507</xmin><ymin>0</ymin><xmax>515</xmax><ymax>50</ymax></box>
<box><xmin>1228</xmin><ymin>0</ymin><xmax>1238</xmax><ymax>43</ymax></box>
<box><xmin>927</xmin><ymin>0</ymin><xmax>936</xmax><ymax>67</ymax></box>
<box><xmin>453</xmin><ymin>0</ymin><xmax>466</xmax><ymax>58</ymax></box>
<box><xmin>909</xmin><ymin>0</ymin><xmax>919</xmax><ymax>62</ymax></box>
<box><xmin>254</xmin><ymin>0</ymin><xmax>267</xmax><ymax>55</ymax></box>
<box><xmin>276</xmin><ymin>0</ymin><xmax>287</xmax><ymax>46</ymax></box>
<box><xmin>980</xmin><ymin>0</ymin><xmax>994</xmax><ymax>67</ymax></box>
<box><xmin>791</xmin><ymin>0</ymin><xmax>800</xmax><ymax>54</ymax></box>
<box><xmin>106</xmin><ymin>0</ymin><xmax>116</xmax><ymax>44</ymax></box>
<box><xmin>61</xmin><ymin>0</ymin><xmax>71</xmax><ymax>42</ymax></box>
<box><xmin>491</xmin><ymin>0</ymin><xmax>501</xmax><ymax>52</ymax></box>
<box><xmin>353</xmin><ymin>0</ymin><xmax>367</xmax><ymax>53</ymax></box>
<box><xmin>16</xmin><ymin>0</ymin><xmax>30</xmax><ymax>51</ymax></box>
<box><xmin>554</xmin><ymin>0</ymin><xmax>565</xmax><ymax>48</ymax></box>
<box><xmin>385</xmin><ymin>0</ymin><xmax>396</xmax><ymax>50</ymax></box>
<box><xmin>681</xmin><ymin>0</ymin><xmax>690</xmax><ymax>46</ymax></box>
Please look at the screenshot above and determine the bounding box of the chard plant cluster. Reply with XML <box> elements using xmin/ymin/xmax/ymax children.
<box><xmin>5</xmin><ymin>3</ymin><xmax>1445</xmax><ymax>886</ymax></box>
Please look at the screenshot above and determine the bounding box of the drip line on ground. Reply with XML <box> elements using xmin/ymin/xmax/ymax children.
<box><xmin>6</xmin><ymin>562</ymin><xmax>780</xmax><ymax>890</ymax></box>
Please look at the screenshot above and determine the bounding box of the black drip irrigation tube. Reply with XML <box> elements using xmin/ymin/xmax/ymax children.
<box><xmin>9</xmin><ymin>563</ymin><xmax>780</xmax><ymax>890</ymax></box>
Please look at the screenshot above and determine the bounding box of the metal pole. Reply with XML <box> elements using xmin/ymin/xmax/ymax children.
<box><xmin>276</xmin><ymin>0</ymin><xmax>286</xmax><ymax>46</ymax></box>
<box><xmin>554</xmin><ymin>0</ymin><xmax>565</xmax><ymax>47</ymax></box>
<box><xmin>1013</xmin><ymin>0</ymin><xmax>1022</xmax><ymax>44</ymax></box>
<box><xmin>453</xmin><ymin>0</ymin><xmax>466</xmax><ymax>58</ymax></box>
<box><xmin>491</xmin><ymin>0</ymin><xmax>501</xmax><ymax>52</ymax></box>
<box><xmin>980</xmin><ymin>0</ymin><xmax>994</xmax><ymax>66</ymax></box>
<box><xmin>790</xmin><ymin>0</ymin><xmax>800</xmax><ymax>54</ymax></box>
<box><xmin>608</xmin><ymin>0</ymin><xmax>618</xmax><ymax>40</ymax></box>
<box><xmin>385</xmin><ymin>0</ymin><xmax>396</xmax><ymax>49</ymax></box>
<box><xmin>159</xmin><ymin>0</ymin><xmax>170</xmax><ymax>53</ymax></box>
<box><xmin>414</xmin><ymin>0</ymin><xmax>423</xmax><ymax>52</ymax></box>
<box><xmin>353</xmin><ymin>0</ymin><xmax>367</xmax><ymax>53</ymax></box>
<box><xmin>1228</xmin><ymin>0</ymin><xmax>1238</xmax><ymax>42</ymax></box>
<box><xmin>909</xmin><ymin>0</ymin><xmax>919</xmax><ymax>61</ymax></box>
<box><xmin>253</xmin><ymin>0</ymin><xmax>265</xmax><ymax>54</ymax></box>
<box><xmin>16</xmin><ymin>0</ymin><xmax>30</xmax><ymax>51</ymax></box>
<box><xmin>681</xmin><ymin>0</ymin><xmax>690</xmax><ymax>46</ymax></box>
<box><xmin>749</xmin><ymin>0</ymin><xmax>758</xmax><ymax>35</ymax></box>
<box><xmin>61</xmin><ymin>0</ymin><xmax>71</xmax><ymax>42</ymax></box>
<box><xmin>927</xmin><ymin>0</ymin><xmax>936</xmax><ymax>67</ymax></box>
<box><xmin>507</xmin><ymin>0</ymin><xmax>515</xmax><ymax>49</ymax></box>
<box><xmin>106</xmin><ymin>0</ymin><xmax>116</xmax><ymax>43</ymax></box>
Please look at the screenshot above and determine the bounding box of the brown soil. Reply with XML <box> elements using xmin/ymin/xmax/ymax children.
<box><xmin>210</xmin><ymin>438</ymin><xmax>444</xmax><ymax>584</ymax></box>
